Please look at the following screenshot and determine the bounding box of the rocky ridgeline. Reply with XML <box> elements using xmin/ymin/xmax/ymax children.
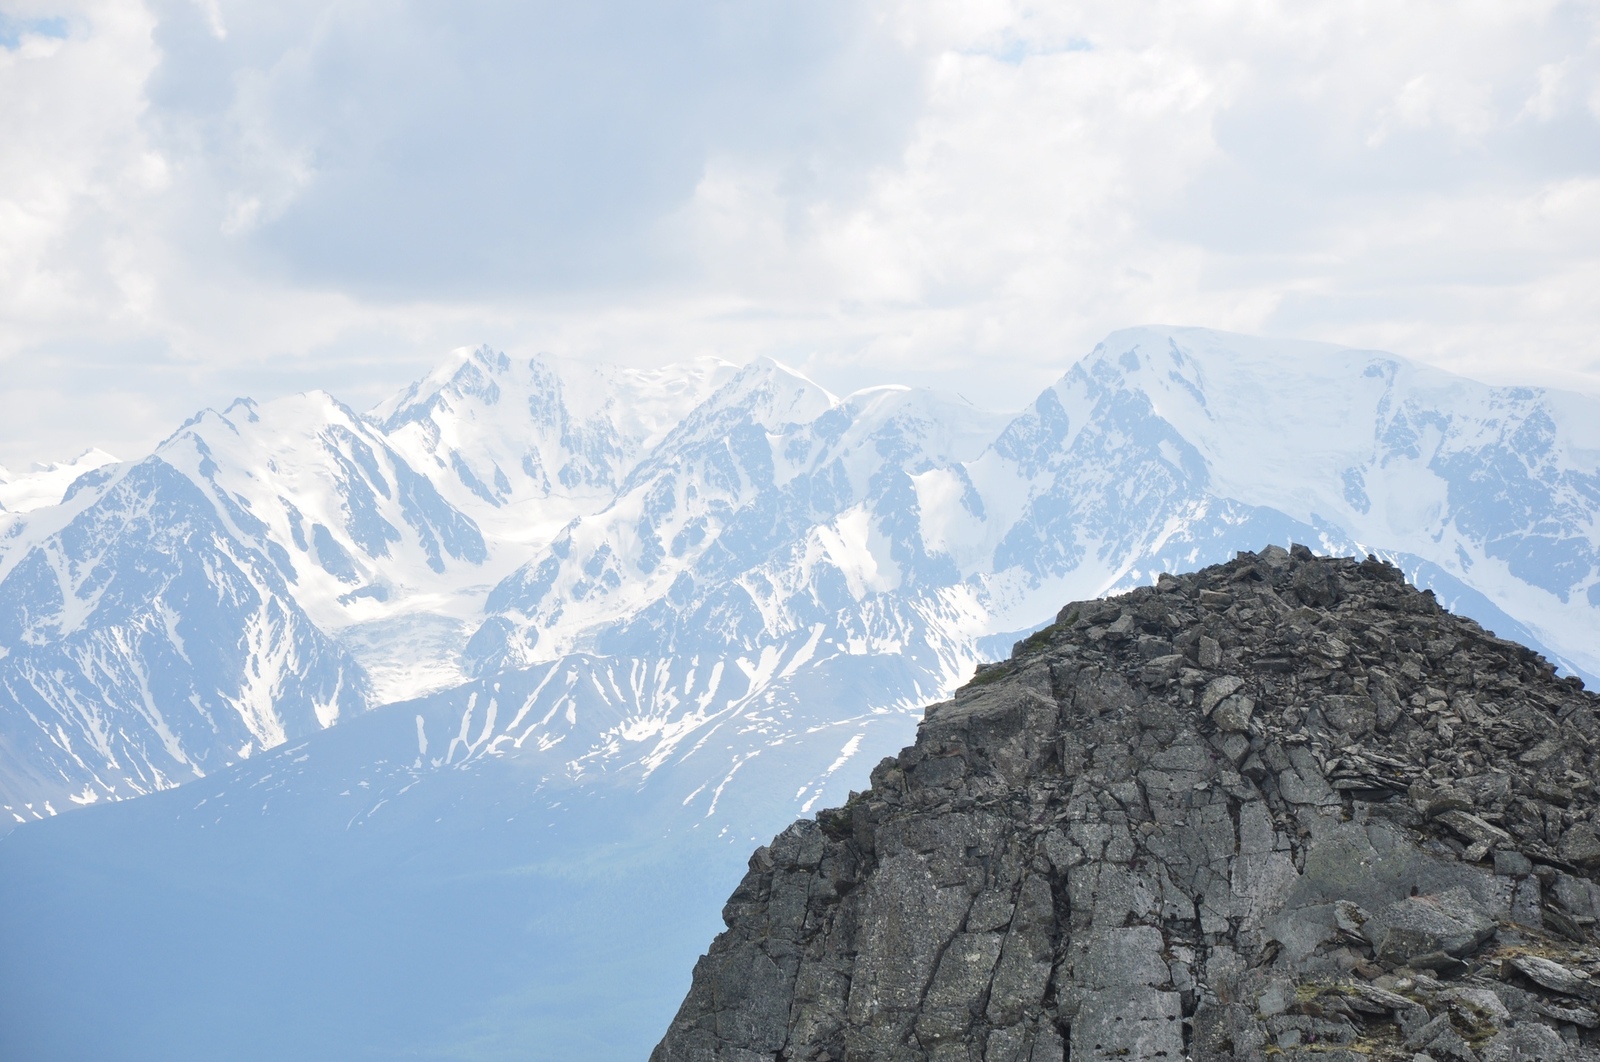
<box><xmin>652</xmin><ymin>546</ymin><xmax>1600</xmax><ymax>1061</ymax></box>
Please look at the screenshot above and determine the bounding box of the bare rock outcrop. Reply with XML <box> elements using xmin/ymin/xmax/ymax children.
<box><xmin>653</xmin><ymin>547</ymin><xmax>1600</xmax><ymax>1061</ymax></box>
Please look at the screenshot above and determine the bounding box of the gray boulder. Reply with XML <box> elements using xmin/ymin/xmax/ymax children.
<box><xmin>1363</xmin><ymin>887</ymin><xmax>1496</xmax><ymax>965</ymax></box>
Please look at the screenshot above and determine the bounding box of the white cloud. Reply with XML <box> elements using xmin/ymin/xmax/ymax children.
<box><xmin>1</xmin><ymin>0</ymin><xmax>1599</xmax><ymax>466</ymax></box>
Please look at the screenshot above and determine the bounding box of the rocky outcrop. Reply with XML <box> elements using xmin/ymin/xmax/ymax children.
<box><xmin>652</xmin><ymin>546</ymin><xmax>1600</xmax><ymax>1061</ymax></box>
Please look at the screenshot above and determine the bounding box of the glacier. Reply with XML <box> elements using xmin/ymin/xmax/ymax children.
<box><xmin>2</xmin><ymin>326</ymin><xmax>1600</xmax><ymax>1060</ymax></box>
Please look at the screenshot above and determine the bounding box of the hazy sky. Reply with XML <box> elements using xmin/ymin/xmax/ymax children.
<box><xmin>1</xmin><ymin>0</ymin><xmax>1598</xmax><ymax>468</ymax></box>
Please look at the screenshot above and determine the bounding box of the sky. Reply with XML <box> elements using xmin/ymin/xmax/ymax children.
<box><xmin>1</xmin><ymin>0</ymin><xmax>1598</xmax><ymax>469</ymax></box>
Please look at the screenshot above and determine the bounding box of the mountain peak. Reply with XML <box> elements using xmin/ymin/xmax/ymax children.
<box><xmin>701</xmin><ymin>355</ymin><xmax>838</xmax><ymax>429</ymax></box>
<box><xmin>654</xmin><ymin>549</ymin><xmax>1600</xmax><ymax>1062</ymax></box>
<box><xmin>367</xmin><ymin>344</ymin><xmax>509</xmax><ymax>429</ymax></box>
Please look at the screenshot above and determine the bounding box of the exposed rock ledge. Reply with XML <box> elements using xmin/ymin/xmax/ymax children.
<box><xmin>652</xmin><ymin>547</ymin><xmax>1600</xmax><ymax>1061</ymax></box>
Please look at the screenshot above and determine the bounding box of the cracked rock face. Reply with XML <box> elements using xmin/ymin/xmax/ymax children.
<box><xmin>652</xmin><ymin>547</ymin><xmax>1600</xmax><ymax>1061</ymax></box>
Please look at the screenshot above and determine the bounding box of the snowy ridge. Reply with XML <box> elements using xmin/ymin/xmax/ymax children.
<box><xmin>376</xmin><ymin>346</ymin><xmax>737</xmax><ymax>547</ymax></box>
<box><xmin>970</xmin><ymin>327</ymin><xmax>1600</xmax><ymax>674</ymax></box>
<box><xmin>0</xmin><ymin>353</ymin><xmax>796</xmax><ymax>826</ymax></box>
<box><xmin>154</xmin><ymin>392</ymin><xmax>493</xmax><ymax>689</ymax></box>
<box><xmin>0</xmin><ymin>448</ymin><xmax>118</xmax><ymax>515</ymax></box>
<box><xmin>467</xmin><ymin>360</ymin><xmax>1007</xmax><ymax>672</ymax></box>
<box><xmin>4</xmin><ymin>327</ymin><xmax>1600</xmax><ymax>837</ymax></box>
<box><xmin>0</xmin><ymin>457</ymin><xmax>368</xmax><ymax>822</ymax></box>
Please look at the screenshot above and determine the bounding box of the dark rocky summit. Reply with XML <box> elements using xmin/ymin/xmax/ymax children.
<box><xmin>652</xmin><ymin>547</ymin><xmax>1600</xmax><ymax>1061</ymax></box>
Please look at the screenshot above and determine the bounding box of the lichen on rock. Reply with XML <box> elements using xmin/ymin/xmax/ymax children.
<box><xmin>652</xmin><ymin>546</ymin><xmax>1600</xmax><ymax>1061</ymax></box>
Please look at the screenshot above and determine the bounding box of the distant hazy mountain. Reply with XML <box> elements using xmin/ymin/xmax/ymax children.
<box><xmin>3</xmin><ymin>327</ymin><xmax>1600</xmax><ymax>1060</ymax></box>
<box><xmin>0</xmin><ymin>447</ymin><xmax>117</xmax><ymax>513</ymax></box>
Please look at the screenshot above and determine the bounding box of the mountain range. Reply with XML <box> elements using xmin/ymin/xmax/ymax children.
<box><xmin>2</xmin><ymin>326</ymin><xmax>1599</xmax><ymax>1060</ymax></box>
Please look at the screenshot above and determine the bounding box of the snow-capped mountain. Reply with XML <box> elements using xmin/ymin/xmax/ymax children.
<box><xmin>466</xmin><ymin>358</ymin><xmax>1006</xmax><ymax>669</ymax></box>
<box><xmin>348</xmin><ymin>347</ymin><xmax>738</xmax><ymax>696</ymax></box>
<box><xmin>6</xmin><ymin>329</ymin><xmax>1600</xmax><ymax>830</ymax></box>
<box><xmin>374</xmin><ymin>346</ymin><xmax>737</xmax><ymax>544</ymax></box>
<box><xmin>5</xmin><ymin>326</ymin><xmax>1600</xmax><ymax>1060</ymax></box>
<box><xmin>0</xmin><ymin>447</ymin><xmax>117</xmax><ymax>514</ymax></box>
<box><xmin>438</xmin><ymin>330</ymin><xmax>1600</xmax><ymax>835</ymax></box>
<box><xmin>154</xmin><ymin>393</ymin><xmax>493</xmax><ymax>701</ymax></box>
<box><xmin>961</xmin><ymin>328</ymin><xmax>1600</xmax><ymax>674</ymax></box>
<box><xmin>0</xmin><ymin>456</ymin><xmax>368</xmax><ymax>822</ymax></box>
<box><xmin>0</xmin><ymin>350</ymin><xmax>759</xmax><ymax>828</ymax></box>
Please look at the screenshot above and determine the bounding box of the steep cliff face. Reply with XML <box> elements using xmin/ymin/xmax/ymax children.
<box><xmin>653</xmin><ymin>547</ymin><xmax>1600</xmax><ymax>1061</ymax></box>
